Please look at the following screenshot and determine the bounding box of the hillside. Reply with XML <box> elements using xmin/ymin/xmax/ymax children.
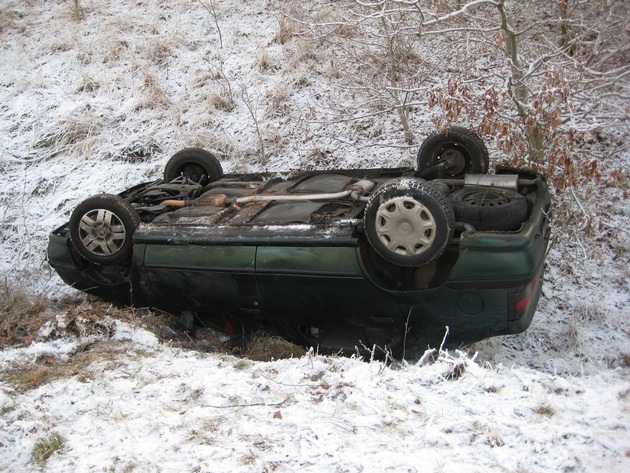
<box><xmin>0</xmin><ymin>1</ymin><xmax>628</xmax><ymax>471</ymax></box>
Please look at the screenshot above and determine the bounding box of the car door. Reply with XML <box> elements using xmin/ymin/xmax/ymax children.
<box><xmin>139</xmin><ymin>243</ymin><xmax>263</xmax><ymax>317</ymax></box>
<box><xmin>255</xmin><ymin>245</ymin><xmax>403</xmax><ymax>330</ymax></box>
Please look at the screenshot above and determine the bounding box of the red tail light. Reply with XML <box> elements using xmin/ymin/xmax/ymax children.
<box><xmin>508</xmin><ymin>272</ymin><xmax>542</xmax><ymax>321</ymax></box>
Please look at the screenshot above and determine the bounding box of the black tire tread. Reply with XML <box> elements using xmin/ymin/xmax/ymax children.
<box><xmin>417</xmin><ymin>127</ymin><xmax>490</xmax><ymax>177</ymax></box>
<box><xmin>449</xmin><ymin>186</ymin><xmax>527</xmax><ymax>231</ymax></box>
<box><xmin>164</xmin><ymin>148</ymin><xmax>223</xmax><ymax>184</ymax></box>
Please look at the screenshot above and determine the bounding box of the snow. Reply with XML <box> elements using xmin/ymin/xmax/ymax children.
<box><xmin>1</xmin><ymin>323</ymin><xmax>628</xmax><ymax>472</ymax></box>
<box><xmin>0</xmin><ymin>1</ymin><xmax>629</xmax><ymax>472</ymax></box>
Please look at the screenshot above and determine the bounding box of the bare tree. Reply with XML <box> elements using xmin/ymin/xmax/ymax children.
<box><xmin>290</xmin><ymin>0</ymin><xmax>628</xmax><ymax>187</ymax></box>
<box><xmin>239</xmin><ymin>83</ymin><xmax>267</xmax><ymax>163</ymax></box>
<box><xmin>293</xmin><ymin>1</ymin><xmax>437</xmax><ymax>145</ymax></box>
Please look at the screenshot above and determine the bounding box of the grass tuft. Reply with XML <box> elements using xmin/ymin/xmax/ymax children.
<box><xmin>274</xmin><ymin>15</ymin><xmax>295</xmax><ymax>45</ymax></box>
<box><xmin>242</xmin><ymin>332</ymin><xmax>306</xmax><ymax>362</ymax></box>
<box><xmin>7</xmin><ymin>367</ymin><xmax>61</xmax><ymax>391</ymax></box>
<box><xmin>257</xmin><ymin>48</ymin><xmax>272</xmax><ymax>72</ymax></box>
<box><xmin>533</xmin><ymin>403</ymin><xmax>556</xmax><ymax>417</ymax></box>
<box><xmin>445</xmin><ymin>360</ymin><xmax>467</xmax><ymax>380</ymax></box>
<box><xmin>31</xmin><ymin>432</ymin><xmax>65</xmax><ymax>467</ymax></box>
<box><xmin>0</xmin><ymin>285</ymin><xmax>49</xmax><ymax>349</ymax></box>
<box><xmin>209</xmin><ymin>91</ymin><xmax>236</xmax><ymax>111</ymax></box>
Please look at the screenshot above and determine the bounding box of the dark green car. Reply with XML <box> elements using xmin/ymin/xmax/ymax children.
<box><xmin>47</xmin><ymin>128</ymin><xmax>552</xmax><ymax>355</ymax></box>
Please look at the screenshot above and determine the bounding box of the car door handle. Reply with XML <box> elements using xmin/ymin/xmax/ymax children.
<box><xmin>240</xmin><ymin>307</ymin><xmax>262</xmax><ymax>316</ymax></box>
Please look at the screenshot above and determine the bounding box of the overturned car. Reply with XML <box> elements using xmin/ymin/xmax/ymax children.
<box><xmin>47</xmin><ymin>128</ymin><xmax>552</xmax><ymax>355</ymax></box>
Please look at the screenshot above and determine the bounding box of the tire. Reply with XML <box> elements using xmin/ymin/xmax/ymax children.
<box><xmin>449</xmin><ymin>186</ymin><xmax>528</xmax><ymax>231</ymax></box>
<box><xmin>417</xmin><ymin>127</ymin><xmax>489</xmax><ymax>178</ymax></box>
<box><xmin>69</xmin><ymin>194</ymin><xmax>141</xmax><ymax>265</ymax></box>
<box><xmin>364</xmin><ymin>178</ymin><xmax>455</xmax><ymax>266</ymax></box>
<box><xmin>164</xmin><ymin>148</ymin><xmax>223</xmax><ymax>186</ymax></box>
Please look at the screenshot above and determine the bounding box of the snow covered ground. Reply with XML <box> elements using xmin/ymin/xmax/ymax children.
<box><xmin>0</xmin><ymin>1</ymin><xmax>628</xmax><ymax>471</ymax></box>
<box><xmin>0</xmin><ymin>323</ymin><xmax>627</xmax><ymax>473</ymax></box>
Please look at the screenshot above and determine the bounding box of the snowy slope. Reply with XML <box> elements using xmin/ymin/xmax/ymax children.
<box><xmin>1</xmin><ymin>322</ymin><xmax>628</xmax><ymax>473</ymax></box>
<box><xmin>0</xmin><ymin>1</ymin><xmax>628</xmax><ymax>471</ymax></box>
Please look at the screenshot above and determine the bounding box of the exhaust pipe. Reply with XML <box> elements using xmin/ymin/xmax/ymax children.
<box><xmin>161</xmin><ymin>179</ymin><xmax>377</xmax><ymax>207</ymax></box>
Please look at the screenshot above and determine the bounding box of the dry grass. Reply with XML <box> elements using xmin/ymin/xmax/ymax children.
<box><xmin>472</xmin><ymin>421</ymin><xmax>504</xmax><ymax>447</ymax></box>
<box><xmin>257</xmin><ymin>48</ymin><xmax>272</xmax><ymax>72</ymax></box>
<box><xmin>1</xmin><ymin>275</ymin><xmax>306</xmax><ymax>396</ymax></box>
<box><xmin>209</xmin><ymin>90</ymin><xmax>236</xmax><ymax>111</ymax></box>
<box><xmin>2</xmin><ymin>337</ymin><xmax>161</xmax><ymax>393</ymax></box>
<box><xmin>274</xmin><ymin>15</ymin><xmax>296</xmax><ymax>45</ymax></box>
<box><xmin>0</xmin><ymin>285</ymin><xmax>50</xmax><ymax>349</ymax></box>
<box><xmin>267</xmin><ymin>84</ymin><xmax>291</xmax><ymax>116</ymax></box>
<box><xmin>1</xmin><ymin>282</ymin><xmax>305</xmax><ymax>373</ymax></box>
<box><xmin>240</xmin><ymin>332</ymin><xmax>306</xmax><ymax>362</ymax></box>
<box><xmin>0</xmin><ymin>10</ymin><xmax>15</xmax><ymax>33</ymax></box>
<box><xmin>294</xmin><ymin>40</ymin><xmax>317</xmax><ymax>63</ymax></box>
<box><xmin>34</xmin><ymin>112</ymin><xmax>101</xmax><ymax>156</ymax></box>
<box><xmin>5</xmin><ymin>366</ymin><xmax>64</xmax><ymax>392</ymax></box>
<box><xmin>31</xmin><ymin>432</ymin><xmax>65</xmax><ymax>467</ymax></box>
<box><xmin>144</xmin><ymin>38</ymin><xmax>172</xmax><ymax>66</ymax></box>
<box><xmin>103</xmin><ymin>38</ymin><xmax>129</xmax><ymax>63</ymax></box>
<box><xmin>533</xmin><ymin>403</ymin><xmax>556</xmax><ymax>417</ymax></box>
<box><xmin>0</xmin><ymin>291</ymin><xmax>148</xmax><ymax>392</ymax></box>
<box><xmin>143</xmin><ymin>73</ymin><xmax>171</xmax><ymax>108</ymax></box>
<box><xmin>444</xmin><ymin>360</ymin><xmax>467</xmax><ymax>380</ymax></box>
<box><xmin>76</xmin><ymin>74</ymin><xmax>100</xmax><ymax>93</ymax></box>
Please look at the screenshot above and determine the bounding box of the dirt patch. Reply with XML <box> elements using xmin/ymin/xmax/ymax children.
<box><xmin>1</xmin><ymin>283</ymin><xmax>305</xmax><ymax>377</ymax></box>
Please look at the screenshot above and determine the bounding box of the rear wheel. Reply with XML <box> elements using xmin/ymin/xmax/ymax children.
<box><xmin>364</xmin><ymin>178</ymin><xmax>455</xmax><ymax>267</ymax></box>
<box><xmin>69</xmin><ymin>194</ymin><xmax>141</xmax><ymax>265</ymax></box>
<box><xmin>164</xmin><ymin>148</ymin><xmax>223</xmax><ymax>186</ymax></box>
<box><xmin>417</xmin><ymin>127</ymin><xmax>489</xmax><ymax>178</ymax></box>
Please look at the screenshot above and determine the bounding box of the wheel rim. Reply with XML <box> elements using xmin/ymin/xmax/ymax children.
<box><xmin>77</xmin><ymin>209</ymin><xmax>127</xmax><ymax>257</ymax></box>
<box><xmin>375</xmin><ymin>197</ymin><xmax>437</xmax><ymax>256</ymax></box>
<box><xmin>432</xmin><ymin>143</ymin><xmax>468</xmax><ymax>176</ymax></box>
<box><xmin>178</xmin><ymin>164</ymin><xmax>208</xmax><ymax>184</ymax></box>
<box><xmin>459</xmin><ymin>189</ymin><xmax>511</xmax><ymax>208</ymax></box>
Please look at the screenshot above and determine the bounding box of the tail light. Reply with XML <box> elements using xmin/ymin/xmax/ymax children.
<box><xmin>508</xmin><ymin>271</ymin><xmax>542</xmax><ymax>321</ymax></box>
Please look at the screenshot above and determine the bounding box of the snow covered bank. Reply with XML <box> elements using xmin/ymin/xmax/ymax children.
<box><xmin>1</xmin><ymin>324</ymin><xmax>628</xmax><ymax>472</ymax></box>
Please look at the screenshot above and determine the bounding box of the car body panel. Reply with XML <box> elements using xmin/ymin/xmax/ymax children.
<box><xmin>141</xmin><ymin>244</ymin><xmax>261</xmax><ymax>316</ymax></box>
<box><xmin>256</xmin><ymin>245</ymin><xmax>403</xmax><ymax>326</ymax></box>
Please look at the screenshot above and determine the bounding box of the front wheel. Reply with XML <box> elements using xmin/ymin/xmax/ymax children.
<box><xmin>417</xmin><ymin>127</ymin><xmax>489</xmax><ymax>178</ymax></box>
<box><xmin>69</xmin><ymin>194</ymin><xmax>141</xmax><ymax>265</ymax></box>
<box><xmin>364</xmin><ymin>178</ymin><xmax>455</xmax><ymax>267</ymax></box>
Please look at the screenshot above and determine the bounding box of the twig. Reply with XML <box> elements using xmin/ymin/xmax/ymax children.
<box><xmin>569</xmin><ymin>186</ymin><xmax>587</xmax><ymax>216</ymax></box>
<box><xmin>198</xmin><ymin>0</ymin><xmax>223</xmax><ymax>49</ymax></box>
<box><xmin>205</xmin><ymin>395</ymin><xmax>291</xmax><ymax>409</ymax></box>
<box><xmin>416</xmin><ymin>348</ymin><xmax>436</xmax><ymax>367</ymax></box>
<box><xmin>72</xmin><ymin>0</ymin><xmax>85</xmax><ymax>20</ymax></box>
<box><xmin>402</xmin><ymin>308</ymin><xmax>412</xmax><ymax>362</ymax></box>
<box><xmin>240</xmin><ymin>83</ymin><xmax>266</xmax><ymax>163</ymax></box>
<box><xmin>438</xmin><ymin>326</ymin><xmax>449</xmax><ymax>353</ymax></box>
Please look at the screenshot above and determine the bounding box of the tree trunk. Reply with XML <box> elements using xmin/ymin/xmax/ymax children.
<box><xmin>381</xmin><ymin>17</ymin><xmax>414</xmax><ymax>144</ymax></box>
<box><xmin>497</xmin><ymin>0</ymin><xmax>545</xmax><ymax>163</ymax></box>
